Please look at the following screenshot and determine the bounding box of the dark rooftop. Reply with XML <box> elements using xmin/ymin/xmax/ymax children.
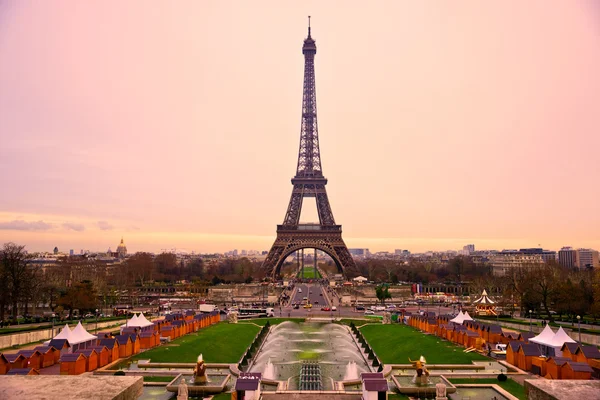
<box><xmin>520</xmin><ymin>343</ymin><xmax>541</xmax><ymax>356</ymax></box>
<box><xmin>363</xmin><ymin>379</ymin><xmax>388</xmax><ymax>392</ymax></box>
<box><xmin>17</xmin><ymin>350</ymin><xmax>41</xmax><ymax>357</ymax></box>
<box><xmin>7</xmin><ymin>368</ymin><xmax>36</xmax><ymax>375</ymax></box>
<box><xmin>566</xmin><ymin>361</ymin><xmax>594</xmax><ymax>372</ymax></box>
<box><xmin>99</xmin><ymin>338</ymin><xmax>117</xmax><ymax>349</ymax></box>
<box><xmin>361</xmin><ymin>372</ymin><xmax>384</xmax><ymax>380</ymax></box>
<box><xmin>4</xmin><ymin>353</ymin><xmax>26</xmax><ymax>362</ymax></box>
<box><xmin>34</xmin><ymin>346</ymin><xmax>57</xmax><ymax>353</ymax></box>
<box><xmin>60</xmin><ymin>353</ymin><xmax>86</xmax><ymax>362</ymax></box>
<box><xmin>48</xmin><ymin>339</ymin><xmax>70</xmax><ymax>348</ymax></box>
<box><xmin>548</xmin><ymin>357</ymin><xmax>571</xmax><ymax>366</ymax></box>
<box><xmin>578</xmin><ymin>346</ymin><xmax>600</xmax><ymax>359</ymax></box>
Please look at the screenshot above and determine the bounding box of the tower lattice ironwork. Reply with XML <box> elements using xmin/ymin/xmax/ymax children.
<box><xmin>262</xmin><ymin>20</ymin><xmax>358</xmax><ymax>278</ymax></box>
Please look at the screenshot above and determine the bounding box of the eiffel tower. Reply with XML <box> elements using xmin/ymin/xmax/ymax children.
<box><xmin>262</xmin><ymin>19</ymin><xmax>358</xmax><ymax>279</ymax></box>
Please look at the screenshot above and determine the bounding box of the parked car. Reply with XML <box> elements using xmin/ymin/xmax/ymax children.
<box><xmin>364</xmin><ymin>310</ymin><xmax>375</xmax><ymax>315</ymax></box>
<box><xmin>293</xmin><ymin>304</ymin><xmax>300</xmax><ymax>309</ymax></box>
<box><xmin>331</xmin><ymin>306</ymin><xmax>337</xmax><ymax>311</ymax></box>
<box><xmin>356</xmin><ymin>306</ymin><xmax>365</xmax><ymax>311</ymax></box>
<box><xmin>321</xmin><ymin>307</ymin><xmax>330</xmax><ymax>311</ymax></box>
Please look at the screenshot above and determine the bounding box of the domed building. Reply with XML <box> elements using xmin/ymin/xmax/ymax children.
<box><xmin>116</xmin><ymin>237</ymin><xmax>127</xmax><ymax>258</ymax></box>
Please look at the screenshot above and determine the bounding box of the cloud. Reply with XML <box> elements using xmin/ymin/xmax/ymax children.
<box><xmin>62</xmin><ymin>222</ymin><xmax>85</xmax><ymax>232</ymax></box>
<box><xmin>97</xmin><ymin>220</ymin><xmax>114</xmax><ymax>231</ymax></box>
<box><xmin>0</xmin><ymin>219</ymin><xmax>53</xmax><ymax>231</ymax></box>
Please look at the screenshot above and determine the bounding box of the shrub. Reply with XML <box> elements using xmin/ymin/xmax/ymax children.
<box><xmin>497</xmin><ymin>373</ymin><xmax>507</xmax><ymax>382</ymax></box>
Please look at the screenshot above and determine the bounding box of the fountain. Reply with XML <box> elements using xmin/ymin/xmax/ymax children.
<box><xmin>194</xmin><ymin>354</ymin><xmax>208</xmax><ymax>384</ymax></box>
<box><xmin>263</xmin><ymin>358</ymin><xmax>275</xmax><ymax>380</ymax></box>
<box><xmin>165</xmin><ymin>354</ymin><xmax>231</xmax><ymax>395</ymax></box>
<box><xmin>409</xmin><ymin>355</ymin><xmax>430</xmax><ymax>385</ymax></box>
<box><xmin>248</xmin><ymin>321</ymin><xmax>369</xmax><ymax>390</ymax></box>
<box><xmin>343</xmin><ymin>361</ymin><xmax>359</xmax><ymax>381</ymax></box>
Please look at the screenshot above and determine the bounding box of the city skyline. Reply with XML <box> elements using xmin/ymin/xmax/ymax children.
<box><xmin>1</xmin><ymin>2</ymin><xmax>600</xmax><ymax>254</ymax></box>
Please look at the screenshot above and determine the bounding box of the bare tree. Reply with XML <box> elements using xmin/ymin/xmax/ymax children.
<box><xmin>1</xmin><ymin>243</ymin><xmax>32</xmax><ymax>319</ymax></box>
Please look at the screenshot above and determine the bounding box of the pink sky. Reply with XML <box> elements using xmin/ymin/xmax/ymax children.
<box><xmin>1</xmin><ymin>1</ymin><xmax>599</xmax><ymax>254</ymax></box>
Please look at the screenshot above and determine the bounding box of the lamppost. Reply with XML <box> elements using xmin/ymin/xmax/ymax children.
<box><xmin>95</xmin><ymin>309</ymin><xmax>99</xmax><ymax>333</ymax></box>
<box><xmin>529</xmin><ymin>310</ymin><xmax>533</xmax><ymax>333</ymax></box>
<box><xmin>577</xmin><ymin>315</ymin><xmax>581</xmax><ymax>342</ymax></box>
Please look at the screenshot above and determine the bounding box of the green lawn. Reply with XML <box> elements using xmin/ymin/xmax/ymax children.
<box><xmin>298</xmin><ymin>266</ymin><xmax>321</xmax><ymax>279</ymax></box>
<box><xmin>130</xmin><ymin>322</ymin><xmax>260</xmax><ymax>363</ymax></box>
<box><xmin>449</xmin><ymin>378</ymin><xmax>526</xmax><ymax>400</ymax></box>
<box><xmin>388</xmin><ymin>394</ymin><xmax>410</xmax><ymax>400</ymax></box>
<box><xmin>360</xmin><ymin>324</ymin><xmax>488</xmax><ymax>364</ymax></box>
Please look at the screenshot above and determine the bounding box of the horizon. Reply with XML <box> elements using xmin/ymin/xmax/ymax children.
<box><xmin>1</xmin><ymin>2</ymin><xmax>599</xmax><ymax>255</ymax></box>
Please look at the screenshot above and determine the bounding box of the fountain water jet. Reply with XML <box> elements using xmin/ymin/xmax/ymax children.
<box><xmin>193</xmin><ymin>354</ymin><xmax>208</xmax><ymax>384</ymax></box>
<box><xmin>263</xmin><ymin>358</ymin><xmax>275</xmax><ymax>380</ymax></box>
<box><xmin>343</xmin><ymin>361</ymin><xmax>359</xmax><ymax>381</ymax></box>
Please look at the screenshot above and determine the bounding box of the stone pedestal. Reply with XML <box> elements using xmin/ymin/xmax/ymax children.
<box><xmin>435</xmin><ymin>382</ymin><xmax>447</xmax><ymax>400</ymax></box>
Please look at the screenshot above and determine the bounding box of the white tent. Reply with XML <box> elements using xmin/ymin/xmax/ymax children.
<box><xmin>450</xmin><ymin>311</ymin><xmax>466</xmax><ymax>324</ymax></box>
<box><xmin>120</xmin><ymin>313</ymin><xmax>153</xmax><ymax>332</ymax></box>
<box><xmin>353</xmin><ymin>276</ymin><xmax>368</xmax><ymax>282</ymax></box>
<box><xmin>135</xmin><ymin>312</ymin><xmax>153</xmax><ymax>328</ymax></box>
<box><xmin>72</xmin><ymin>321</ymin><xmax>98</xmax><ymax>342</ymax></box>
<box><xmin>547</xmin><ymin>327</ymin><xmax>576</xmax><ymax>357</ymax></box>
<box><xmin>52</xmin><ymin>324</ymin><xmax>77</xmax><ymax>343</ymax></box>
<box><xmin>530</xmin><ymin>325</ymin><xmax>556</xmax><ymax>346</ymax></box>
<box><xmin>530</xmin><ymin>325</ymin><xmax>576</xmax><ymax>357</ymax></box>
<box><xmin>45</xmin><ymin>322</ymin><xmax>96</xmax><ymax>351</ymax></box>
<box><xmin>462</xmin><ymin>311</ymin><xmax>474</xmax><ymax>321</ymax></box>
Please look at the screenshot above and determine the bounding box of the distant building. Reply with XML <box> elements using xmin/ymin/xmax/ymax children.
<box><xmin>53</xmin><ymin>247</ymin><xmax>58</xmax><ymax>255</ymax></box>
<box><xmin>463</xmin><ymin>244</ymin><xmax>475</xmax><ymax>254</ymax></box>
<box><xmin>519</xmin><ymin>248</ymin><xmax>557</xmax><ymax>263</ymax></box>
<box><xmin>578</xmin><ymin>249</ymin><xmax>599</xmax><ymax>270</ymax></box>
<box><xmin>558</xmin><ymin>247</ymin><xmax>579</xmax><ymax>269</ymax></box>
<box><xmin>349</xmin><ymin>248</ymin><xmax>369</xmax><ymax>258</ymax></box>
<box><xmin>488</xmin><ymin>250</ymin><xmax>544</xmax><ymax>276</ymax></box>
<box><xmin>69</xmin><ymin>249</ymin><xmax>74</xmax><ymax>256</ymax></box>
<box><xmin>116</xmin><ymin>238</ymin><xmax>127</xmax><ymax>258</ymax></box>
<box><xmin>394</xmin><ymin>249</ymin><xmax>403</xmax><ymax>255</ymax></box>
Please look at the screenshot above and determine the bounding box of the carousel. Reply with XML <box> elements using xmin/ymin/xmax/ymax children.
<box><xmin>472</xmin><ymin>289</ymin><xmax>497</xmax><ymax>316</ymax></box>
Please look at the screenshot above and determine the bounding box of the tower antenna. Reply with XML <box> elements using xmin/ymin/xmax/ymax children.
<box><xmin>308</xmin><ymin>16</ymin><xmax>311</xmax><ymax>37</ymax></box>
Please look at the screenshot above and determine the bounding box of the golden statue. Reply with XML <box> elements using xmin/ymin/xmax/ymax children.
<box><xmin>194</xmin><ymin>354</ymin><xmax>207</xmax><ymax>384</ymax></box>
<box><xmin>409</xmin><ymin>356</ymin><xmax>430</xmax><ymax>384</ymax></box>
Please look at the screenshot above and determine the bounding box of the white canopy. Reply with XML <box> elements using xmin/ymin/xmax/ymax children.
<box><xmin>530</xmin><ymin>325</ymin><xmax>556</xmax><ymax>346</ymax></box>
<box><xmin>353</xmin><ymin>276</ymin><xmax>368</xmax><ymax>282</ymax></box>
<box><xmin>548</xmin><ymin>327</ymin><xmax>576</xmax><ymax>347</ymax></box>
<box><xmin>136</xmin><ymin>312</ymin><xmax>153</xmax><ymax>327</ymax></box>
<box><xmin>531</xmin><ymin>325</ymin><xmax>575</xmax><ymax>357</ymax></box>
<box><xmin>53</xmin><ymin>324</ymin><xmax>77</xmax><ymax>343</ymax></box>
<box><xmin>462</xmin><ymin>311</ymin><xmax>473</xmax><ymax>321</ymax></box>
<box><xmin>450</xmin><ymin>311</ymin><xmax>466</xmax><ymax>324</ymax></box>
<box><xmin>121</xmin><ymin>313</ymin><xmax>153</xmax><ymax>329</ymax></box>
<box><xmin>72</xmin><ymin>321</ymin><xmax>97</xmax><ymax>342</ymax></box>
<box><xmin>49</xmin><ymin>323</ymin><xmax>95</xmax><ymax>346</ymax></box>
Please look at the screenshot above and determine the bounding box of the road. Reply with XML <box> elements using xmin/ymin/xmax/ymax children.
<box><xmin>290</xmin><ymin>283</ymin><xmax>330</xmax><ymax>309</ymax></box>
